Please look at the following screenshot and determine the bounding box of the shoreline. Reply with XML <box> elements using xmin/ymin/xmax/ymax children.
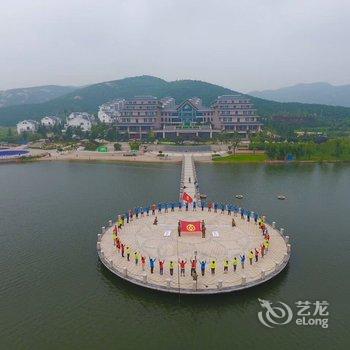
<box><xmin>2</xmin><ymin>149</ymin><xmax>350</xmax><ymax>165</ymax></box>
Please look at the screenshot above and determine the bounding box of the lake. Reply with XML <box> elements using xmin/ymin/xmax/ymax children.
<box><xmin>0</xmin><ymin>161</ymin><xmax>348</xmax><ymax>349</ymax></box>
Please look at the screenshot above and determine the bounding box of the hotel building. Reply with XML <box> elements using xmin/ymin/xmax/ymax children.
<box><xmin>98</xmin><ymin>94</ymin><xmax>262</xmax><ymax>139</ymax></box>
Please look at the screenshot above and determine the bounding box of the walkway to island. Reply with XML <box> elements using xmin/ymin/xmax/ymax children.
<box><xmin>97</xmin><ymin>156</ymin><xmax>291</xmax><ymax>294</ymax></box>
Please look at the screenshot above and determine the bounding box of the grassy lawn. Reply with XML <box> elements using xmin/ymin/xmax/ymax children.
<box><xmin>213</xmin><ymin>153</ymin><xmax>268</xmax><ymax>163</ymax></box>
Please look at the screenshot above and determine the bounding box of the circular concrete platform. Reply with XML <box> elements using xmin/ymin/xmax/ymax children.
<box><xmin>97</xmin><ymin>208</ymin><xmax>291</xmax><ymax>294</ymax></box>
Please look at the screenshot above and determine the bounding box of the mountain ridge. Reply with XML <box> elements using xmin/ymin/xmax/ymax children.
<box><xmin>249</xmin><ymin>82</ymin><xmax>350</xmax><ymax>107</ymax></box>
<box><xmin>0</xmin><ymin>75</ymin><xmax>350</xmax><ymax>126</ymax></box>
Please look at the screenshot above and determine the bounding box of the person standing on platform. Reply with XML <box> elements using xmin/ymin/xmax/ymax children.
<box><xmin>261</xmin><ymin>243</ymin><xmax>265</xmax><ymax>258</ymax></box>
<box><xmin>179</xmin><ymin>259</ymin><xmax>187</xmax><ymax>276</ymax></box>
<box><xmin>214</xmin><ymin>202</ymin><xmax>218</xmax><ymax>213</ymax></box>
<box><xmin>228</xmin><ymin>205</ymin><xmax>232</xmax><ymax>215</ymax></box>
<box><xmin>264</xmin><ymin>239</ymin><xmax>269</xmax><ymax>252</ymax></box>
<box><xmin>121</xmin><ymin>243</ymin><xmax>125</xmax><ymax>257</ymax></box>
<box><xmin>190</xmin><ymin>258</ymin><xmax>197</xmax><ymax>276</ymax></box>
<box><xmin>201</xmin><ymin>201</ymin><xmax>205</xmax><ymax>211</ymax></box>
<box><xmin>188</xmin><ymin>177</ymin><xmax>191</xmax><ymax>183</ymax></box>
<box><xmin>210</xmin><ymin>260</ymin><xmax>217</xmax><ymax>274</ymax></box>
<box><xmin>254</xmin><ymin>212</ymin><xmax>258</xmax><ymax>224</ymax></box>
<box><xmin>151</xmin><ymin>203</ymin><xmax>156</xmax><ymax>215</ymax></box>
<box><xmin>240</xmin><ymin>208</ymin><xmax>244</xmax><ymax>220</ymax></box>
<box><xmin>200</xmin><ymin>260</ymin><xmax>206</xmax><ymax>276</ymax></box>
<box><xmin>208</xmin><ymin>202</ymin><xmax>212</xmax><ymax>212</ymax></box>
<box><xmin>232</xmin><ymin>218</ymin><xmax>236</xmax><ymax>227</ymax></box>
<box><xmin>233</xmin><ymin>206</ymin><xmax>239</xmax><ymax>217</ymax></box>
<box><xmin>126</xmin><ymin>246</ymin><xmax>131</xmax><ymax>261</ymax></box>
<box><xmin>157</xmin><ymin>203</ymin><xmax>162</xmax><ymax>213</ymax></box>
<box><xmin>135</xmin><ymin>207</ymin><xmax>139</xmax><ymax>219</ymax></box>
<box><xmin>116</xmin><ymin>237</ymin><xmax>121</xmax><ymax>252</ymax></box>
<box><xmin>193</xmin><ymin>201</ymin><xmax>196</xmax><ymax>211</ymax></box>
<box><xmin>240</xmin><ymin>254</ymin><xmax>245</xmax><ymax>269</ymax></box>
<box><xmin>141</xmin><ymin>256</ymin><xmax>146</xmax><ymax>270</ymax></box>
<box><xmin>134</xmin><ymin>251</ymin><xmax>139</xmax><ymax>265</ymax></box>
<box><xmin>149</xmin><ymin>258</ymin><xmax>156</xmax><ymax>274</ymax></box>
<box><xmin>223</xmin><ymin>259</ymin><xmax>229</xmax><ymax>273</ymax></box>
<box><xmin>159</xmin><ymin>260</ymin><xmax>165</xmax><ymax>275</ymax></box>
<box><xmin>247</xmin><ymin>211</ymin><xmax>251</xmax><ymax>222</ymax></box>
<box><xmin>171</xmin><ymin>202</ymin><xmax>175</xmax><ymax>212</ymax></box>
<box><xmin>221</xmin><ymin>203</ymin><xmax>225</xmax><ymax>214</ymax></box>
<box><xmin>178</xmin><ymin>201</ymin><xmax>183</xmax><ymax>211</ymax></box>
<box><xmin>185</xmin><ymin>202</ymin><xmax>189</xmax><ymax>211</ymax></box>
<box><xmin>164</xmin><ymin>203</ymin><xmax>168</xmax><ymax>213</ymax></box>
<box><xmin>201</xmin><ymin>221</ymin><xmax>206</xmax><ymax>238</ymax></box>
<box><xmin>232</xmin><ymin>257</ymin><xmax>238</xmax><ymax>272</ymax></box>
<box><xmin>248</xmin><ymin>250</ymin><xmax>254</xmax><ymax>265</ymax></box>
<box><xmin>169</xmin><ymin>260</ymin><xmax>174</xmax><ymax>276</ymax></box>
<box><xmin>178</xmin><ymin>221</ymin><xmax>181</xmax><ymax>237</ymax></box>
<box><xmin>153</xmin><ymin>217</ymin><xmax>158</xmax><ymax>225</ymax></box>
<box><xmin>146</xmin><ymin>206</ymin><xmax>150</xmax><ymax>216</ymax></box>
<box><xmin>126</xmin><ymin>211</ymin><xmax>130</xmax><ymax>224</ymax></box>
<box><xmin>255</xmin><ymin>248</ymin><xmax>259</xmax><ymax>262</ymax></box>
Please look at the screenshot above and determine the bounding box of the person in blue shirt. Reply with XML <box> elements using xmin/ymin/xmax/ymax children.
<box><xmin>171</xmin><ymin>202</ymin><xmax>175</xmax><ymax>212</ymax></box>
<box><xmin>164</xmin><ymin>202</ymin><xmax>168</xmax><ymax>213</ymax></box>
<box><xmin>200</xmin><ymin>260</ymin><xmax>206</xmax><ymax>276</ymax></box>
<box><xmin>240</xmin><ymin>254</ymin><xmax>245</xmax><ymax>269</ymax></box>
<box><xmin>247</xmin><ymin>210</ymin><xmax>251</xmax><ymax>222</ymax></box>
<box><xmin>135</xmin><ymin>207</ymin><xmax>139</xmax><ymax>219</ymax></box>
<box><xmin>227</xmin><ymin>204</ymin><xmax>232</xmax><ymax>216</ymax></box>
<box><xmin>221</xmin><ymin>203</ymin><xmax>225</xmax><ymax>214</ymax></box>
<box><xmin>200</xmin><ymin>201</ymin><xmax>205</xmax><ymax>211</ymax></box>
<box><xmin>240</xmin><ymin>208</ymin><xmax>244</xmax><ymax>220</ymax></box>
<box><xmin>157</xmin><ymin>203</ymin><xmax>162</xmax><ymax>213</ymax></box>
<box><xmin>185</xmin><ymin>202</ymin><xmax>189</xmax><ymax>211</ymax></box>
<box><xmin>233</xmin><ymin>206</ymin><xmax>239</xmax><ymax>216</ymax></box>
<box><xmin>149</xmin><ymin>258</ymin><xmax>156</xmax><ymax>274</ymax></box>
<box><xmin>254</xmin><ymin>212</ymin><xmax>258</xmax><ymax>224</ymax></box>
<box><xmin>214</xmin><ymin>202</ymin><xmax>218</xmax><ymax>213</ymax></box>
<box><xmin>125</xmin><ymin>212</ymin><xmax>130</xmax><ymax>224</ymax></box>
<box><xmin>178</xmin><ymin>201</ymin><xmax>183</xmax><ymax>211</ymax></box>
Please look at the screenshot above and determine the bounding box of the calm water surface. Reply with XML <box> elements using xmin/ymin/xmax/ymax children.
<box><xmin>0</xmin><ymin>161</ymin><xmax>349</xmax><ymax>350</ymax></box>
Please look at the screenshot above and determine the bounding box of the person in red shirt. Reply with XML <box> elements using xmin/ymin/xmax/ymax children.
<box><xmin>159</xmin><ymin>260</ymin><xmax>165</xmax><ymax>275</ymax></box>
<box><xmin>179</xmin><ymin>259</ymin><xmax>187</xmax><ymax>277</ymax></box>
<box><xmin>141</xmin><ymin>256</ymin><xmax>146</xmax><ymax>271</ymax></box>
<box><xmin>260</xmin><ymin>243</ymin><xmax>265</xmax><ymax>258</ymax></box>
<box><xmin>255</xmin><ymin>248</ymin><xmax>259</xmax><ymax>262</ymax></box>
<box><xmin>116</xmin><ymin>237</ymin><xmax>121</xmax><ymax>252</ymax></box>
<box><xmin>190</xmin><ymin>258</ymin><xmax>197</xmax><ymax>276</ymax></box>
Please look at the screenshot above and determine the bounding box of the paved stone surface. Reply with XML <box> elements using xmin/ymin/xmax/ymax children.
<box><xmin>99</xmin><ymin>209</ymin><xmax>289</xmax><ymax>292</ymax></box>
<box><xmin>97</xmin><ymin>155</ymin><xmax>290</xmax><ymax>294</ymax></box>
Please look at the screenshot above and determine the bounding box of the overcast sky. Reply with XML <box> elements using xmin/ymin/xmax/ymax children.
<box><xmin>1</xmin><ymin>0</ymin><xmax>349</xmax><ymax>92</ymax></box>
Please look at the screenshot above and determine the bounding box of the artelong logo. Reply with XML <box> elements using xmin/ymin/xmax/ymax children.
<box><xmin>257</xmin><ymin>298</ymin><xmax>329</xmax><ymax>329</ymax></box>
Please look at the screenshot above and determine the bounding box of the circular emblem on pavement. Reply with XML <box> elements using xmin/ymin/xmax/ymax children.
<box><xmin>186</xmin><ymin>224</ymin><xmax>196</xmax><ymax>231</ymax></box>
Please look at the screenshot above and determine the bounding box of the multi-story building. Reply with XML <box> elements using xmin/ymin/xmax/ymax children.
<box><xmin>99</xmin><ymin>94</ymin><xmax>262</xmax><ymax>139</ymax></box>
<box><xmin>98</xmin><ymin>99</ymin><xmax>125</xmax><ymax>124</ymax></box>
<box><xmin>66</xmin><ymin>112</ymin><xmax>95</xmax><ymax>132</ymax></box>
<box><xmin>41</xmin><ymin>116</ymin><xmax>61</xmax><ymax>127</ymax></box>
<box><xmin>16</xmin><ymin>120</ymin><xmax>39</xmax><ymax>134</ymax></box>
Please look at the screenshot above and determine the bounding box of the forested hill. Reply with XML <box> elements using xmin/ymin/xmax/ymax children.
<box><xmin>0</xmin><ymin>75</ymin><xmax>350</xmax><ymax>126</ymax></box>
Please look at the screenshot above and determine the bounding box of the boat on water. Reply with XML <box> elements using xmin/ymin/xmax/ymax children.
<box><xmin>277</xmin><ymin>195</ymin><xmax>286</xmax><ymax>200</ymax></box>
<box><xmin>235</xmin><ymin>194</ymin><xmax>244</xmax><ymax>199</ymax></box>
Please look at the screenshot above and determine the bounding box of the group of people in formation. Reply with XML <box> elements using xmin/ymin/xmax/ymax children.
<box><xmin>116</xmin><ymin>201</ymin><xmax>261</xmax><ymax>220</ymax></box>
<box><xmin>111</xmin><ymin>204</ymin><xmax>271</xmax><ymax>278</ymax></box>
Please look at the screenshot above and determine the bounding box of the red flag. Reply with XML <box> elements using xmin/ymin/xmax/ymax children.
<box><xmin>180</xmin><ymin>220</ymin><xmax>202</xmax><ymax>233</ymax></box>
<box><xmin>182</xmin><ymin>192</ymin><xmax>193</xmax><ymax>203</ymax></box>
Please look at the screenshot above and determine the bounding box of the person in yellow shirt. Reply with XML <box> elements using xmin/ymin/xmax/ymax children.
<box><xmin>134</xmin><ymin>251</ymin><xmax>139</xmax><ymax>265</ymax></box>
<box><xmin>232</xmin><ymin>257</ymin><xmax>238</xmax><ymax>272</ymax></box>
<box><xmin>126</xmin><ymin>246</ymin><xmax>131</xmax><ymax>261</ymax></box>
<box><xmin>169</xmin><ymin>260</ymin><xmax>174</xmax><ymax>276</ymax></box>
<box><xmin>264</xmin><ymin>239</ymin><xmax>269</xmax><ymax>252</ymax></box>
<box><xmin>248</xmin><ymin>250</ymin><xmax>254</xmax><ymax>265</ymax></box>
<box><xmin>223</xmin><ymin>259</ymin><xmax>229</xmax><ymax>273</ymax></box>
<box><xmin>210</xmin><ymin>260</ymin><xmax>217</xmax><ymax>275</ymax></box>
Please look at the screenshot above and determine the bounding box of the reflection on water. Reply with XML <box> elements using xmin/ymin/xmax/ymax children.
<box><xmin>0</xmin><ymin>161</ymin><xmax>348</xmax><ymax>350</ymax></box>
